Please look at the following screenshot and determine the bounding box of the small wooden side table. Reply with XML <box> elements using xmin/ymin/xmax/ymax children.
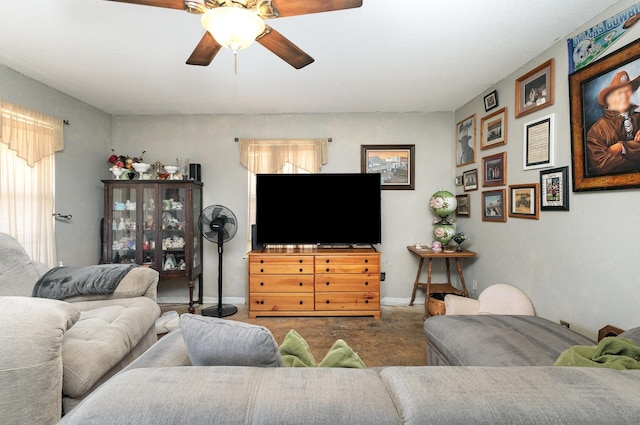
<box><xmin>406</xmin><ymin>246</ymin><xmax>477</xmax><ymax>318</ymax></box>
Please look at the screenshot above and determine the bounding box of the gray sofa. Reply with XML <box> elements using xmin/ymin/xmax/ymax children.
<box><xmin>0</xmin><ymin>233</ymin><xmax>161</xmax><ymax>424</ymax></box>
<box><xmin>57</xmin><ymin>316</ymin><xmax>640</xmax><ymax>424</ymax></box>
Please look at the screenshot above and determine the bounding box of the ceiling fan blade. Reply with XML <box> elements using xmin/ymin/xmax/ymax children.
<box><xmin>270</xmin><ymin>0</ymin><xmax>362</xmax><ymax>17</ymax></box>
<box><xmin>186</xmin><ymin>32</ymin><xmax>222</xmax><ymax>66</ymax></box>
<box><xmin>104</xmin><ymin>0</ymin><xmax>185</xmax><ymax>10</ymax></box>
<box><xmin>258</xmin><ymin>27</ymin><xmax>314</xmax><ymax>69</ymax></box>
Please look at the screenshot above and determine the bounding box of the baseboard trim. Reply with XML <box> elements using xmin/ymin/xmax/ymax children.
<box><xmin>381</xmin><ymin>297</ymin><xmax>424</xmax><ymax>307</ymax></box>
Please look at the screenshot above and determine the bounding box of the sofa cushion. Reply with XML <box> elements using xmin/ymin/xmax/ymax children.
<box><xmin>619</xmin><ymin>326</ymin><xmax>640</xmax><ymax>346</ymax></box>
<box><xmin>181</xmin><ymin>314</ymin><xmax>283</xmax><ymax>367</ymax></box>
<box><xmin>380</xmin><ymin>366</ymin><xmax>640</xmax><ymax>425</ymax></box>
<box><xmin>62</xmin><ymin>267</ymin><xmax>158</xmax><ymax>303</ymax></box>
<box><xmin>62</xmin><ymin>297</ymin><xmax>160</xmax><ymax>398</ymax></box>
<box><xmin>58</xmin><ymin>367</ymin><xmax>402</xmax><ymax>425</ymax></box>
<box><xmin>0</xmin><ymin>296</ymin><xmax>80</xmax><ymax>425</ymax></box>
<box><xmin>424</xmin><ymin>315</ymin><xmax>594</xmax><ymax>366</ymax></box>
<box><xmin>0</xmin><ymin>233</ymin><xmax>46</xmax><ymax>296</ymax></box>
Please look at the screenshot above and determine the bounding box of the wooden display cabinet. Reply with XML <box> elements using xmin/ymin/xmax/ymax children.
<box><xmin>248</xmin><ymin>247</ymin><xmax>381</xmax><ymax>319</ymax></box>
<box><xmin>102</xmin><ymin>180</ymin><xmax>204</xmax><ymax>313</ymax></box>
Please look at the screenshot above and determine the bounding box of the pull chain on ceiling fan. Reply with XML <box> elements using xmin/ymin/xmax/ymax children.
<box><xmin>105</xmin><ymin>0</ymin><xmax>363</xmax><ymax>70</ymax></box>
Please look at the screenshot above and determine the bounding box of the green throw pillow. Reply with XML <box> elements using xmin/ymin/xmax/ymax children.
<box><xmin>279</xmin><ymin>329</ymin><xmax>366</xmax><ymax>368</ymax></box>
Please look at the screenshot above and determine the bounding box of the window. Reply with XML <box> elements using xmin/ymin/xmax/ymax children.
<box><xmin>0</xmin><ymin>100</ymin><xmax>63</xmax><ymax>266</ymax></box>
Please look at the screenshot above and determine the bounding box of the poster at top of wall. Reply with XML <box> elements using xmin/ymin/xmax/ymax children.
<box><xmin>568</xmin><ymin>2</ymin><xmax>640</xmax><ymax>73</ymax></box>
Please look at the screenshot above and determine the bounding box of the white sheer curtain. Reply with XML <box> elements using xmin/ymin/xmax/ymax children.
<box><xmin>239</xmin><ymin>139</ymin><xmax>329</xmax><ymax>249</ymax></box>
<box><xmin>0</xmin><ymin>100</ymin><xmax>64</xmax><ymax>267</ymax></box>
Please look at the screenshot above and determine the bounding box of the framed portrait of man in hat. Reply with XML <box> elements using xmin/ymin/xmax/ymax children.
<box><xmin>570</xmin><ymin>38</ymin><xmax>640</xmax><ymax>191</ymax></box>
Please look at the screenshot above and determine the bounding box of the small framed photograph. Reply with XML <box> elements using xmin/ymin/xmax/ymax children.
<box><xmin>455</xmin><ymin>176</ymin><xmax>463</xmax><ymax>186</ymax></box>
<box><xmin>509</xmin><ymin>184</ymin><xmax>540</xmax><ymax>220</ymax></box>
<box><xmin>482</xmin><ymin>189</ymin><xmax>507</xmax><ymax>222</ymax></box>
<box><xmin>484</xmin><ymin>90</ymin><xmax>499</xmax><ymax>112</ymax></box>
<box><xmin>463</xmin><ymin>169</ymin><xmax>478</xmax><ymax>191</ymax></box>
<box><xmin>480</xmin><ymin>107</ymin><xmax>507</xmax><ymax>150</ymax></box>
<box><xmin>482</xmin><ymin>152</ymin><xmax>507</xmax><ymax>187</ymax></box>
<box><xmin>540</xmin><ymin>166</ymin><xmax>570</xmax><ymax>211</ymax></box>
<box><xmin>515</xmin><ymin>59</ymin><xmax>554</xmax><ymax>118</ymax></box>
<box><xmin>456</xmin><ymin>114</ymin><xmax>476</xmax><ymax>167</ymax></box>
<box><xmin>361</xmin><ymin>144</ymin><xmax>415</xmax><ymax>190</ymax></box>
<box><xmin>456</xmin><ymin>194</ymin><xmax>470</xmax><ymax>217</ymax></box>
<box><xmin>523</xmin><ymin>113</ymin><xmax>555</xmax><ymax>170</ymax></box>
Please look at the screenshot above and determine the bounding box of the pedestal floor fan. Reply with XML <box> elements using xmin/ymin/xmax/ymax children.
<box><xmin>199</xmin><ymin>205</ymin><xmax>238</xmax><ymax>317</ymax></box>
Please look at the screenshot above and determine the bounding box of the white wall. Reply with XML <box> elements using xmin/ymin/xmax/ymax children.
<box><xmin>454</xmin><ymin>0</ymin><xmax>640</xmax><ymax>339</ymax></box>
<box><xmin>112</xmin><ymin>112</ymin><xmax>454</xmax><ymax>304</ymax></box>
<box><xmin>0</xmin><ymin>65</ymin><xmax>112</xmax><ymax>266</ymax></box>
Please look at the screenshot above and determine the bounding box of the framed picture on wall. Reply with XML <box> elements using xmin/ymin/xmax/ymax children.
<box><xmin>480</xmin><ymin>107</ymin><xmax>507</xmax><ymax>150</ymax></box>
<box><xmin>463</xmin><ymin>169</ymin><xmax>478</xmax><ymax>191</ymax></box>
<box><xmin>456</xmin><ymin>194</ymin><xmax>470</xmax><ymax>217</ymax></box>
<box><xmin>515</xmin><ymin>59</ymin><xmax>554</xmax><ymax>118</ymax></box>
<box><xmin>540</xmin><ymin>166</ymin><xmax>570</xmax><ymax>211</ymax></box>
<box><xmin>482</xmin><ymin>189</ymin><xmax>507</xmax><ymax>222</ymax></box>
<box><xmin>360</xmin><ymin>144</ymin><xmax>415</xmax><ymax>190</ymax></box>
<box><xmin>523</xmin><ymin>113</ymin><xmax>555</xmax><ymax>170</ymax></box>
<box><xmin>570</xmin><ymin>38</ymin><xmax>640</xmax><ymax>191</ymax></box>
<box><xmin>482</xmin><ymin>152</ymin><xmax>507</xmax><ymax>187</ymax></box>
<box><xmin>508</xmin><ymin>183</ymin><xmax>540</xmax><ymax>220</ymax></box>
<box><xmin>484</xmin><ymin>90</ymin><xmax>499</xmax><ymax>112</ymax></box>
<box><xmin>456</xmin><ymin>114</ymin><xmax>476</xmax><ymax>167</ymax></box>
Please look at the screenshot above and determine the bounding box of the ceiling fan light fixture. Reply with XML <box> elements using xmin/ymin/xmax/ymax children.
<box><xmin>201</xmin><ymin>6</ymin><xmax>265</xmax><ymax>51</ymax></box>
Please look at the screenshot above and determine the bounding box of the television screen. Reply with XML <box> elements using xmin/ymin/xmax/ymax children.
<box><xmin>255</xmin><ymin>173</ymin><xmax>382</xmax><ymax>245</ymax></box>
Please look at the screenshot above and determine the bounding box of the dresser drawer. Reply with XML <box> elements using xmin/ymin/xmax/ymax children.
<box><xmin>250</xmin><ymin>293</ymin><xmax>315</xmax><ymax>312</ymax></box>
<box><xmin>315</xmin><ymin>256</ymin><xmax>380</xmax><ymax>274</ymax></box>
<box><xmin>315</xmin><ymin>292</ymin><xmax>380</xmax><ymax>311</ymax></box>
<box><xmin>250</xmin><ymin>275</ymin><xmax>314</xmax><ymax>293</ymax></box>
<box><xmin>249</xmin><ymin>256</ymin><xmax>314</xmax><ymax>274</ymax></box>
<box><xmin>315</xmin><ymin>274</ymin><xmax>380</xmax><ymax>292</ymax></box>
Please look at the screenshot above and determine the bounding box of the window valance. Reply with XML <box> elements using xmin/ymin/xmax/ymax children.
<box><xmin>239</xmin><ymin>138</ymin><xmax>328</xmax><ymax>174</ymax></box>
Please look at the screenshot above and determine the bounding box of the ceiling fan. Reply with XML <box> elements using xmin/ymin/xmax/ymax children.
<box><xmin>105</xmin><ymin>0</ymin><xmax>363</xmax><ymax>69</ymax></box>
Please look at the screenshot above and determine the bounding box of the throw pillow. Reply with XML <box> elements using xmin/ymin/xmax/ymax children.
<box><xmin>180</xmin><ymin>314</ymin><xmax>283</xmax><ymax>367</ymax></box>
<box><xmin>279</xmin><ymin>329</ymin><xmax>366</xmax><ymax>368</ymax></box>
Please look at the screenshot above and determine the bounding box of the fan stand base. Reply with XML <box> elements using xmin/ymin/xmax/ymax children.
<box><xmin>202</xmin><ymin>304</ymin><xmax>238</xmax><ymax>318</ymax></box>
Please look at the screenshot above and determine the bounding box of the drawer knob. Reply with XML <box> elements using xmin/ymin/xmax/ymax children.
<box><xmin>326</xmin><ymin>259</ymin><xmax>330</xmax><ymax>263</ymax></box>
<box><xmin>326</xmin><ymin>282</ymin><xmax>330</xmax><ymax>286</ymax></box>
<box><xmin>260</xmin><ymin>260</ymin><xmax>264</xmax><ymax>264</ymax></box>
<box><xmin>365</xmin><ymin>282</ymin><xmax>369</xmax><ymax>286</ymax></box>
<box><xmin>260</xmin><ymin>269</ymin><xmax>264</xmax><ymax>273</ymax></box>
<box><xmin>365</xmin><ymin>259</ymin><xmax>369</xmax><ymax>264</ymax></box>
<box><xmin>364</xmin><ymin>268</ymin><xmax>369</xmax><ymax>272</ymax></box>
<box><xmin>260</xmin><ymin>282</ymin><xmax>264</xmax><ymax>286</ymax></box>
<box><xmin>260</xmin><ymin>300</ymin><xmax>264</xmax><ymax>305</ymax></box>
<box><xmin>299</xmin><ymin>268</ymin><xmax>303</xmax><ymax>272</ymax></box>
<box><xmin>365</xmin><ymin>300</ymin><xmax>369</xmax><ymax>304</ymax></box>
<box><xmin>299</xmin><ymin>282</ymin><xmax>303</xmax><ymax>286</ymax></box>
<box><xmin>326</xmin><ymin>300</ymin><xmax>330</xmax><ymax>304</ymax></box>
<box><xmin>299</xmin><ymin>301</ymin><xmax>303</xmax><ymax>305</ymax></box>
<box><xmin>326</xmin><ymin>268</ymin><xmax>330</xmax><ymax>272</ymax></box>
<box><xmin>299</xmin><ymin>259</ymin><xmax>303</xmax><ymax>263</ymax></box>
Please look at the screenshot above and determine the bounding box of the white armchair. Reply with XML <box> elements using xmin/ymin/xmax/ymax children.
<box><xmin>444</xmin><ymin>284</ymin><xmax>535</xmax><ymax>316</ymax></box>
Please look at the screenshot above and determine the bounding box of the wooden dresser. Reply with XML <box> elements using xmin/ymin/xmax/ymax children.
<box><xmin>248</xmin><ymin>248</ymin><xmax>381</xmax><ymax>319</ymax></box>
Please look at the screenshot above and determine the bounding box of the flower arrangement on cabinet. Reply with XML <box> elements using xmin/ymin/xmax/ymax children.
<box><xmin>107</xmin><ymin>149</ymin><xmax>147</xmax><ymax>179</ymax></box>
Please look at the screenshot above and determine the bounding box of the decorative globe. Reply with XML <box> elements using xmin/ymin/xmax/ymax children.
<box><xmin>433</xmin><ymin>223</ymin><xmax>455</xmax><ymax>245</ymax></box>
<box><xmin>429</xmin><ymin>190</ymin><xmax>457</xmax><ymax>218</ymax></box>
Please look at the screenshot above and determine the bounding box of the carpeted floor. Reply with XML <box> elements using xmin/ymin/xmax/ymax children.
<box><xmin>160</xmin><ymin>303</ymin><xmax>427</xmax><ymax>367</ymax></box>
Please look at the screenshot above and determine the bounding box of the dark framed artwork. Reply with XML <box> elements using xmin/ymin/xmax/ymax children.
<box><xmin>482</xmin><ymin>189</ymin><xmax>507</xmax><ymax>222</ymax></box>
<box><xmin>361</xmin><ymin>144</ymin><xmax>415</xmax><ymax>190</ymax></box>
<box><xmin>456</xmin><ymin>194</ymin><xmax>470</xmax><ymax>217</ymax></box>
<box><xmin>463</xmin><ymin>168</ymin><xmax>478</xmax><ymax>192</ymax></box>
<box><xmin>482</xmin><ymin>152</ymin><xmax>507</xmax><ymax>187</ymax></box>
<box><xmin>481</xmin><ymin>107</ymin><xmax>507</xmax><ymax>150</ymax></box>
<box><xmin>456</xmin><ymin>114</ymin><xmax>476</xmax><ymax>167</ymax></box>
<box><xmin>570</xmin><ymin>38</ymin><xmax>640</xmax><ymax>191</ymax></box>
<box><xmin>508</xmin><ymin>183</ymin><xmax>540</xmax><ymax>220</ymax></box>
<box><xmin>484</xmin><ymin>90</ymin><xmax>499</xmax><ymax>112</ymax></box>
<box><xmin>523</xmin><ymin>113</ymin><xmax>555</xmax><ymax>170</ymax></box>
<box><xmin>515</xmin><ymin>59</ymin><xmax>554</xmax><ymax>118</ymax></box>
<box><xmin>540</xmin><ymin>166</ymin><xmax>570</xmax><ymax>211</ymax></box>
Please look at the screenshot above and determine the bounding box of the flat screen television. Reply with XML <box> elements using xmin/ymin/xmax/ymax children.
<box><xmin>255</xmin><ymin>173</ymin><xmax>381</xmax><ymax>245</ymax></box>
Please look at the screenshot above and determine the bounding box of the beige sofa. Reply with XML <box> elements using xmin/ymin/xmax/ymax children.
<box><xmin>0</xmin><ymin>233</ymin><xmax>160</xmax><ymax>424</ymax></box>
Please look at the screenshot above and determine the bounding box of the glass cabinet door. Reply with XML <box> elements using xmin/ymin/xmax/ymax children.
<box><xmin>161</xmin><ymin>186</ymin><xmax>187</xmax><ymax>274</ymax></box>
<box><xmin>111</xmin><ymin>187</ymin><xmax>137</xmax><ymax>264</ymax></box>
<box><xmin>192</xmin><ymin>186</ymin><xmax>202</xmax><ymax>270</ymax></box>
<box><xmin>142</xmin><ymin>187</ymin><xmax>156</xmax><ymax>268</ymax></box>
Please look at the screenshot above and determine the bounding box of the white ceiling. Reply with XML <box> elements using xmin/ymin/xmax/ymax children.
<box><xmin>0</xmin><ymin>0</ymin><xmax>618</xmax><ymax>115</ymax></box>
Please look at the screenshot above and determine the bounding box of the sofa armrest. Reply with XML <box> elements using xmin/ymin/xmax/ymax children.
<box><xmin>0</xmin><ymin>296</ymin><xmax>80</xmax><ymax>425</ymax></box>
<box><xmin>63</xmin><ymin>267</ymin><xmax>159</xmax><ymax>303</ymax></box>
<box><xmin>444</xmin><ymin>294</ymin><xmax>480</xmax><ymax>315</ymax></box>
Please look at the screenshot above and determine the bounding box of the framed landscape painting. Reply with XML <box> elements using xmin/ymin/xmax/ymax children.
<box><xmin>480</xmin><ymin>107</ymin><xmax>507</xmax><ymax>150</ymax></box>
<box><xmin>456</xmin><ymin>115</ymin><xmax>476</xmax><ymax>167</ymax></box>
<box><xmin>482</xmin><ymin>189</ymin><xmax>506</xmax><ymax>222</ymax></box>
<box><xmin>570</xmin><ymin>38</ymin><xmax>640</xmax><ymax>191</ymax></box>
<box><xmin>361</xmin><ymin>144</ymin><xmax>415</xmax><ymax>190</ymax></box>
<box><xmin>509</xmin><ymin>183</ymin><xmax>540</xmax><ymax>220</ymax></box>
